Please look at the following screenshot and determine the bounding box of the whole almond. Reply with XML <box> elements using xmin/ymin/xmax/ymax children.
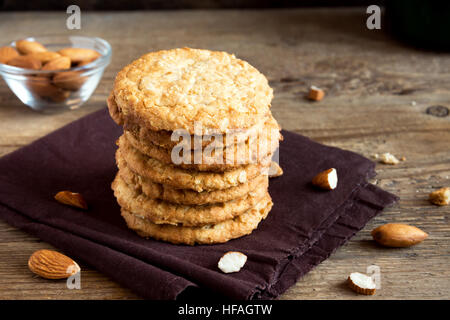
<box><xmin>28</xmin><ymin>51</ymin><xmax>61</xmax><ymax>64</ymax></box>
<box><xmin>77</xmin><ymin>57</ymin><xmax>98</xmax><ymax>67</ymax></box>
<box><xmin>371</xmin><ymin>223</ymin><xmax>428</xmax><ymax>247</ymax></box>
<box><xmin>28</xmin><ymin>249</ymin><xmax>80</xmax><ymax>279</ymax></box>
<box><xmin>26</xmin><ymin>76</ymin><xmax>70</xmax><ymax>102</ymax></box>
<box><xmin>16</xmin><ymin>39</ymin><xmax>47</xmax><ymax>54</ymax></box>
<box><xmin>0</xmin><ymin>46</ymin><xmax>19</xmax><ymax>64</ymax></box>
<box><xmin>59</xmin><ymin>48</ymin><xmax>100</xmax><ymax>63</ymax></box>
<box><xmin>53</xmin><ymin>71</ymin><xmax>87</xmax><ymax>91</ymax></box>
<box><xmin>7</xmin><ymin>55</ymin><xmax>42</xmax><ymax>70</ymax></box>
<box><xmin>55</xmin><ymin>191</ymin><xmax>88</xmax><ymax>209</ymax></box>
<box><xmin>42</xmin><ymin>56</ymin><xmax>71</xmax><ymax>71</ymax></box>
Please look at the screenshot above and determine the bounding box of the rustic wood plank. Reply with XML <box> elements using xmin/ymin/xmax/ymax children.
<box><xmin>0</xmin><ymin>9</ymin><xmax>449</xmax><ymax>300</ymax></box>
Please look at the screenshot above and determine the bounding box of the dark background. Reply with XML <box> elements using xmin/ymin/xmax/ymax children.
<box><xmin>1</xmin><ymin>0</ymin><xmax>384</xmax><ymax>10</ymax></box>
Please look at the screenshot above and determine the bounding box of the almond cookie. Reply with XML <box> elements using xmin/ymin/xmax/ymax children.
<box><xmin>118</xmin><ymin>159</ymin><xmax>268</xmax><ymax>205</ymax></box>
<box><xmin>112</xmin><ymin>174</ymin><xmax>268</xmax><ymax>227</ymax></box>
<box><xmin>123</xmin><ymin>116</ymin><xmax>281</xmax><ymax>172</ymax></box>
<box><xmin>112</xmin><ymin>48</ymin><xmax>273</xmax><ymax>134</ymax></box>
<box><xmin>117</xmin><ymin>135</ymin><xmax>270</xmax><ymax>192</ymax></box>
<box><xmin>121</xmin><ymin>195</ymin><xmax>273</xmax><ymax>245</ymax></box>
<box><xmin>107</xmin><ymin>91</ymin><xmax>273</xmax><ymax>150</ymax></box>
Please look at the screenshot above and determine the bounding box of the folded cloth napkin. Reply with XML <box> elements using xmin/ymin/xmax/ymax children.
<box><xmin>0</xmin><ymin>109</ymin><xmax>397</xmax><ymax>300</ymax></box>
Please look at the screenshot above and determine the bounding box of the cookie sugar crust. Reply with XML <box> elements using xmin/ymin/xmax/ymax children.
<box><xmin>113</xmin><ymin>48</ymin><xmax>273</xmax><ymax>133</ymax></box>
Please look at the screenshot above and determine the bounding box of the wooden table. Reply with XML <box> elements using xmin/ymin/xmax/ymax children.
<box><xmin>0</xmin><ymin>9</ymin><xmax>449</xmax><ymax>300</ymax></box>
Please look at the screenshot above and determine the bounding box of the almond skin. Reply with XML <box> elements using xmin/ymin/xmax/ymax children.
<box><xmin>58</xmin><ymin>48</ymin><xmax>100</xmax><ymax>63</ymax></box>
<box><xmin>53</xmin><ymin>71</ymin><xmax>87</xmax><ymax>91</ymax></box>
<box><xmin>28</xmin><ymin>249</ymin><xmax>80</xmax><ymax>279</ymax></box>
<box><xmin>371</xmin><ymin>223</ymin><xmax>428</xmax><ymax>247</ymax></box>
<box><xmin>28</xmin><ymin>51</ymin><xmax>61</xmax><ymax>64</ymax></box>
<box><xmin>0</xmin><ymin>46</ymin><xmax>19</xmax><ymax>64</ymax></box>
<box><xmin>55</xmin><ymin>191</ymin><xmax>88</xmax><ymax>209</ymax></box>
<box><xmin>16</xmin><ymin>40</ymin><xmax>47</xmax><ymax>54</ymax></box>
<box><xmin>41</xmin><ymin>56</ymin><xmax>71</xmax><ymax>71</ymax></box>
<box><xmin>7</xmin><ymin>55</ymin><xmax>42</xmax><ymax>70</ymax></box>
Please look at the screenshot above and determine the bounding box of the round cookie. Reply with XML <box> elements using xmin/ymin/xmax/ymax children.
<box><xmin>123</xmin><ymin>116</ymin><xmax>281</xmax><ymax>172</ymax></box>
<box><xmin>112</xmin><ymin>174</ymin><xmax>268</xmax><ymax>227</ymax></box>
<box><xmin>118</xmin><ymin>160</ymin><xmax>269</xmax><ymax>205</ymax></box>
<box><xmin>108</xmin><ymin>90</ymin><xmax>273</xmax><ymax>150</ymax></box>
<box><xmin>121</xmin><ymin>195</ymin><xmax>273</xmax><ymax>245</ymax></box>
<box><xmin>113</xmin><ymin>48</ymin><xmax>273</xmax><ymax>134</ymax></box>
<box><xmin>117</xmin><ymin>135</ymin><xmax>270</xmax><ymax>192</ymax></box>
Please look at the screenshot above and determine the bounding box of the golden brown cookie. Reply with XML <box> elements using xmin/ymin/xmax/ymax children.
<box><xmin>123</xmin><ymin>115</ymin><xmax>281</xmax><ymax>172</ymax></box>
<box><xmin>117</xmin><ymin>135</ymin><xmax>270</xmax><ymax>192</ymax></box>
<box><xmin>108</xmin><ymin>90</ymin><xmax>274</xmax><ymax>150</ymax></box>
<box><xmin>121</xmin><ymin>195</ymin><xmax>273</xmax><ymax>245</ymax></box>
<box><xmin>113</xmin><ymin>48</ymin><xmax>273</xmax><ymax>134</ymax></box>
<box><xmin>112</xmin><ymin>174</ymin><xmax>268</xmax><ymax>227</ymax></box>
<box><xmin>118</xmin><ymin>159</ymin><xmax>269</xmax><ymax>205</ymax></box>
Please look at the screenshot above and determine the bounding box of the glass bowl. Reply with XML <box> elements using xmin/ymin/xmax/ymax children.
<box><xmin>0</xmin><ymin>36</ymin><xmax>111</xmax><ymax>112</ymax></box>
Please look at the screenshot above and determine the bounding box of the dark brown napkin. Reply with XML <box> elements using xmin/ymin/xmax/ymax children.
<box><xmin>0</xmin><ymin>109</ymin><xmax>397</xmax><ymax>300</ymax></box>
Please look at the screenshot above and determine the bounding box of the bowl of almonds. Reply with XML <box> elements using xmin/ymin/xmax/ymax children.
<box><xmin>0</xmin><ymin>36</ymin><xmax>111</xmax><ymax>112</ymax></box>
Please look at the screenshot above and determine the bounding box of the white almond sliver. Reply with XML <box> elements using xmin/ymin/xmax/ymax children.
<box><xmin>218</xmin><ymin>251</ymin><xmax>247</xmax><ymax>274</ymax></box>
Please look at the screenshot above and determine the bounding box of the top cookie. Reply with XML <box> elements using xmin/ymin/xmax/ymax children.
<box><xmin>113</xmin><ymin>48</ymin><xmax>273</xmax><ymax>134</ymax></box>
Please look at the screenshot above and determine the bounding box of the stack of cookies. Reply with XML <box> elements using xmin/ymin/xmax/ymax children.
<box><xmin>108</xmin><ymin>48</ymin><xmax>281</xmax><ymax>245</ymax></box>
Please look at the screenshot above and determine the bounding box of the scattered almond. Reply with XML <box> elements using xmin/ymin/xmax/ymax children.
<box><xmin>53</xmin><ymin>71</ymin><xmax>87</xmax><ymax>91</ymax></box>
<box><xmin>58</xmin><ymin>48</ymin><xmax>100</xmax><ymax>63</ymax></box>
<box><xmin>16</xmin><ymin>39</ymin><xmax>47</xmax><ymax>54</ymax></box>
<box><xmin>218</xmin><ymin>251</ymin><xmax>247</xmax><ymax>273</ymax></box>
<box><xmin>312</xmin><ymin>168</ymin><xmax>337</xmax><ymax>190</ymax></box>
<box><xmin>7</xmin><ymin>55</ymin><xmax>42</xmax><ymax>70</ymax></box>
<box><xmin>41</xmin><ymin>56</ymin><xmax>71</xmax><ymax>71</ymax></box>
<box><xmin>54</xmin><ymin>191</ymin><xmax>88</xmax><ymax>210</ymax></box>
<box><xmin>371</xmin><ymin>223</ymin><xmax>428</xmax><ymax>247</ymax></box>
<box><xmin>429</xmin><ymin>187</ymin><xmax>450</xmax><ymax>206</ymax></box>
<box><xmin>379</xmin><ymin>152</ymin><xmax>399</xmax><ymax>165</ymax></box>
<box><xmin>308</xmin><ymin>85</ymin><xmax>325</xmax><ymax>101</ymax></box>
<box><xmin>28</xmin><ymin>51</ymin><xmax>61</xmax><ymax>64</ymax></box>
<box><xmin>268</xmin><ymin>161</ymin><xmax>283</xmax><ymax>178</ymax></box>
<box><xmin>28</xmin><ymin>249</ymin><xmax>80</xmax><ymax>279</ymax></box>
<box><xmin>347</xmin><ymin>272</ymin><xmax>376</xmax><ymax>295</ymax></box>
<box><xmin>0</xmin><ymin>46</ymin><xmax>19</xmax><ymax>64</ymax></box>
<box><xmin>400</xmin><ymin>156</ymin><xmax>406</xmax><ymax>161</ymax></box>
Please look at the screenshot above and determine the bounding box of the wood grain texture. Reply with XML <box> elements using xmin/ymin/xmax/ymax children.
<box><xmin>0</xmin><ymin>9</ymin><xmax>449</xmax><ymax>300</ymax></box>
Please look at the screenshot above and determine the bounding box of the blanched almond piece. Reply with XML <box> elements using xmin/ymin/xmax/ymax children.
<box><xmin>312</xmin><ymin>168</ymin><xmax>337</xmax><ymax>190</ymax></box>
<box><xmin>28</xmin><ymin>250</ymin><xmax>80</xmax><ymax>279</ymax></box>
<box><xmin>218</xmin><ymin>251</ymin><xmax>247</xmax><ymax>273</ymax></box>
<box><xmin>379</xmin><ymin>152</ymin><xmax>399</xmax><ymax>165</ymax></box>
<box><xmin>0</xmin><ymin>46</ymin><xmax>19</xmax><ymax>64</ymax></box>
<box><xmin>28</xmin><ymin>51</ymin><xmax>61</xmax><ymax>64</ymax></box>
<box><xmin>371</xmin><ymin>223</ymin><xmax>428</xmax><ymax>247</ymax></box>
<box><xmin>7</xmin><ymin>55</ymin><xmax>41</xmax><ymax>70</ymax></box>
<box><xmin>348</xmin><ymin>272</ymin><xmax>376</xmax><ymax>295</ymax></box>
<box><xmin>53</xmin><ymin>71</ymin><xmax>86</xmax><ymax>91</ymax></box>
<box><xmin>429</xmin><ymin>187</ymin><xmax>450</xmax><ymax>206</ymax></box>
<box><xmin>41</xmin><ymin>56</ymin><xmax>71</xmax><ymax>71</ymax></box>
<box><xmin>268</xmin><ymin>161</ymin><xmax>283</xmax><ymax>178</ymax></box>
<box><xmin>58</xmin><ymin>48</ymin><xmax>100</xmax><ymax>63</ymax></box>
<box><xmin>55</xmin><ymin>191</ymin><xmax>88</xmax><ymax>210</ymax></box>
<box><xmin>16</xmin><ymin>40</ymin><xmax>47</xmax><ymax>54</ymax></box>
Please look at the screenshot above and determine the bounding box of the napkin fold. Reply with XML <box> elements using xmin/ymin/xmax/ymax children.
<box><xmin>0</xmin><ymin>109</ymin><xmax>397</xmax><ymax>299</ymax></box>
